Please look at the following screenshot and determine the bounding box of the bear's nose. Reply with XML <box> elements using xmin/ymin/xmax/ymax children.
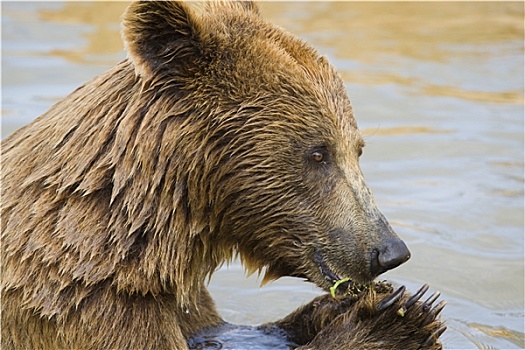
<box><xmin>370</xmin><ymin>238</ymin><xmax>411</xmax><ymax>276</ymax></box>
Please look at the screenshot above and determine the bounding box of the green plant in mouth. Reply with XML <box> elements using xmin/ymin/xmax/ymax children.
<box><xmin>330</xmin><ymin>278</ymin><xmax>351</xmax><ymax>298</ymax></box>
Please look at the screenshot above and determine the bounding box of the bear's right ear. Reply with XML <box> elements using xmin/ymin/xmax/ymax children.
<box><xmin>122</xmin><ymin>1</ymin><xmax>203</xmax><ymax>79</ymax></box>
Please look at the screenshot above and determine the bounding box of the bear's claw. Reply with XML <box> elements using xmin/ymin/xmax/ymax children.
<box><xmin>377</xmin><ymin>285</ymin><xmax>406</xmax><ymax>311</ymax></box>
<box><xmin>422</xmin><ymin>299</ymin><xmax>446</xmax><ymax>326</ymax></box>
<box><xmin>405</xmin><ymin>283</ymin><xmax>430</xmax><ymax>308</ymax></box>
<box><xmin>392</xmin><ymin>284</ymin><xmax>445</xmax><ymax>322</ymax></box>
<box><xmin>421</xmin><ymin>325</ymin><xmax>447</xmax><ymax>349</ymax></box>
<box><xmin>422</xmin><ymin>291</ymin><xmax>441</xmax><ymax>312</ymax></box>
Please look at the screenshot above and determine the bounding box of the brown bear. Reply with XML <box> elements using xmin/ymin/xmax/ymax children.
<box><xmin>1</xmin><ymin>1</ymin><xmax>446</xmax><ymax>349</ymax></box>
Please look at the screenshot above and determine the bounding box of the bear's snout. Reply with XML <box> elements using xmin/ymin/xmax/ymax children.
<box><xmin>370</xmin><ymin>238</ymin><xmax>411</xmax><ymax>276</ymax></box>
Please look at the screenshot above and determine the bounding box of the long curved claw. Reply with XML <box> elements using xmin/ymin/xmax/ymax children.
<box><xmin>421</xmin><ymin>291</ymin><xmax>441</xmax><ymax>312</ymax></box>
<box><xmin>377</xmin><ymin>286</ymin><xmax>406</xmax><ymax>312</ymax></box>
<box><xmin>421</xmin><ymin>300</ymin><xmax>447</xmax><ymax>326</ymax></box>
<box><xmin>420</xmin><ymin>325</ymin><xmax>447</xmax><ymax>349</ymax></box>
<box><xmin>396</xmin><ymin>283</ymin><xmax>429</xmax><ymax>317</ymax></box>
<box><xmin>405</xmin><ymin>283</ymin><xmax>429</xmax><ymax>309</ymax></box>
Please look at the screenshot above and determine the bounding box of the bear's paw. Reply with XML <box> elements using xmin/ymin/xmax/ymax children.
<box><xmin>302</xmin><ymin>283</ymin><xmax>446</xmax><ymax>350</ymax></box>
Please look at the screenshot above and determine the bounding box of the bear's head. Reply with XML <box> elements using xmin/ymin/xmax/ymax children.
<box><xmin>121</xmin><ymin>1</ymin><xmax>410</xmax><ymax>296</ymax></box>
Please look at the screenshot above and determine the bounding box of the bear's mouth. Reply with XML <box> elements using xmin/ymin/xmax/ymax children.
<box><xmin>258</xmin><ymin>252</ymin><xmax>364</xmax><ymax>294</ymax></box>
<box><xmin>312</xmin><ymin>252</ymin><xmax>354</xmax><ymax>292</ymax></box>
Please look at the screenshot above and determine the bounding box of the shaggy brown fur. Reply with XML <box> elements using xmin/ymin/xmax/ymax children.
<box><xmin>1</xmin><ymin>1</ymin><xmax>445</xmax><ymax>349</ymax></box>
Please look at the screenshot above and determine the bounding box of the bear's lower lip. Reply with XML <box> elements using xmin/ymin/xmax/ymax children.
<box><xmin>312</xmin><ymin>252</ymin><xmax>352</xmax><ymax>288</ymax></box>
<box><xmin>314</xmin><ymin>252</ymin><xmax>340</xmax><ymax>282</ymax></box>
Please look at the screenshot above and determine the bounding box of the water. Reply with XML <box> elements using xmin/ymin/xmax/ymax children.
<box><xmin>2</xmin><ymin>2</ymin><xmax>524</xmax><ymax>349</ymax></box>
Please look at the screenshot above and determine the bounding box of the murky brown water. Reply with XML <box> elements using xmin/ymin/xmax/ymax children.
<box><xmin>2</xmin><ymin>2</ymin><xmax>524</xmax><ymax>349</ymax></box>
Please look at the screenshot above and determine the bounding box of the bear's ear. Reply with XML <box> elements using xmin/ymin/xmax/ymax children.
<box><xmin>122</xmin><ymin>1</ymin><xmax>203</xmax><ymax>79</ymax></box>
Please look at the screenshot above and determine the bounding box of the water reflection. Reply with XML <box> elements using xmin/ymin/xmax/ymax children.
<box><xmin>39</xmin><ymin>2</ymin><xmax>129</xmax><ymax>64</ymax></box>
<box><xmin>2</xmin><ymin>2</ymin><xmax>524</xmax><ymax>349</ymax></box>
<box><xmin>260</xmin><ymin>2</ymin><xmax>524</xmax><ymax>105</ymax></box>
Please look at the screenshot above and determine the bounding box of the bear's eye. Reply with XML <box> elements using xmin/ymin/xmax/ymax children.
<box><xmin>311</xmin><ymin>151</ymin><xmax>324</xmax><ymax>163</ymax></box>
